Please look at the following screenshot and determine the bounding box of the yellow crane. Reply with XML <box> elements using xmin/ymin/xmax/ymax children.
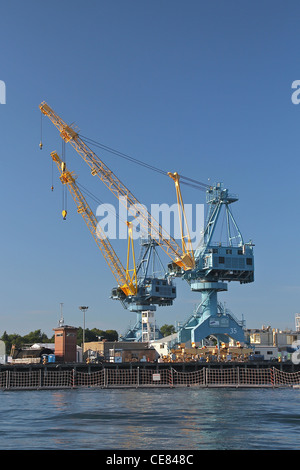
<box><xmin>167</xmin><ymin>171</ymin><xmax>195</xmax><ymax>268</ymax></box>
<box><xmin>39</xmin><ymin>101</ymin><xmax>195</xmax><ymax>273</ymax></box>
<box><xmin>50</xmin><ymin>150</ymin><xmax>137</xmax><ymax>297</ymax></box>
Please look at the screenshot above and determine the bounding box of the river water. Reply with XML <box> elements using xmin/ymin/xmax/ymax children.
<box><xmin>0</xmin><ymin>387</ymin><xmax>299</xmax><ymax>450</ymax></box>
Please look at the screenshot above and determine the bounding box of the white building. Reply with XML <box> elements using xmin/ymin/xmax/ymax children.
<box><xmin>251</xmin><ymin>346</ymin><xmax>278</xmax><ymax>361</ymax></box>
<box><xmin>247</xmin><ymin>326</ymin><xmax>300</xmax><ymax>360</ymax></box>
<box><xmin>0</xmin><ymin>340</ymin><xmax>6</xmax><ymax>364</ymax></box>
<box><xmin>150</xmin><ymin>333</ymin><xmax>178</xmax><ymax>358</ymax></box>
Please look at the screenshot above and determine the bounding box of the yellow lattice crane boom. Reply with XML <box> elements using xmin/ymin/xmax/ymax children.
<box><xmin>40</xmin><ymin>101</ymin><xmax>194</xmax><ymax>273</ymax></box>
<box><xmin>50</xmin><ymin>151</ymin><xmax>137</xmax><ymax>297</ymax></box>
<box><xmin>167</xmin><ymin>171</ymin><xmax>195</xmax><ymax>267</ymax></box>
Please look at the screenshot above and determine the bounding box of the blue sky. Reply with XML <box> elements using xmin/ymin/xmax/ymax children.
<box><xmin>1</xmin><ymin>0</ymin><xmax>300</xmax><ymax>337</ymax></box>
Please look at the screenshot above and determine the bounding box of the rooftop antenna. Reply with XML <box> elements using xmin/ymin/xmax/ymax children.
<box><xmin>59</xmin><ymin>302</ymin><xmax>65</xmax><ymax>327</ymax></box>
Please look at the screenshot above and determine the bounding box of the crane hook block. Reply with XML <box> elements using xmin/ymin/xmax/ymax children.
<box><xmin>62</xmin><ymin>210</ymin><xmax>67</xmax><ymax>220</ymax></box>
<box><xmin>39</xmin><ymin>141</ymin><xmax>43</xmax><ymax>150</ymax></box>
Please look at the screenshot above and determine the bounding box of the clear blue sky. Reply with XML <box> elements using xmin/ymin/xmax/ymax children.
<box><xmin>1</xmin><ymin>0</ymin><xmax>300</xmax><ymax>337</ymax></box>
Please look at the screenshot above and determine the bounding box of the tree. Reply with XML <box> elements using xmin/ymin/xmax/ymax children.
<box><xmin>0</xmin><ymin>330</ymin><xmax>53</xmax><ymax>355</ymax></box>
<box><xmin>104</xmin><ymin>330</ymin><xmax>118</xmax><ymax>341</ymax></box>
<box><xmin>76</xmin><ymin>327</ymin><xmax>118</xmax><ymax>346</ymax></box>
<box><xmin>22</xmin><ymin>329</ymin><xmax>51</xmax><ymax>345</ymax></box>
<box><xmin>160</xmin><ymin>324</ymin><xmax>176</xmax><ymax>337</ymax></box>
<box><xmin>1</xmin><ymin>331</ymin><xmax>9</xmax><ymax>343</ymax></box>
<box><xmin>90</xmin><ymin>328</ymin><xmax>107</xmax><ymax>340</ymax></box>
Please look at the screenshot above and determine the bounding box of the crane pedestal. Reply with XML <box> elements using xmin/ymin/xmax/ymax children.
<box><xmin>178</xmin><ymin>281</ymin><xmax>245</xmax><ymax>347</ymax></box>
<box><xmin>121</xmin><ymin>309</ymin><xmax>163</xmax><ymax>342</ymax></box>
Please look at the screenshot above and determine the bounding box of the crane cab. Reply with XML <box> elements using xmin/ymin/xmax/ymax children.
<box><xmin>111</xmin><ymin>277</ymin><xmax>176</xmax><ymax>309</ymax></box>
<box><xmin>196</xmin><ymin>243</ymin><xmax>254</xmax><ymax>284</ymax></box>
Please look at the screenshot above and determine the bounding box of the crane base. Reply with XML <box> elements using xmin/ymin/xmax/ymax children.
<box><xmin>178</xmin><ymin>311</ymin><xmax>245</xmax><ymax>346</ymax></box>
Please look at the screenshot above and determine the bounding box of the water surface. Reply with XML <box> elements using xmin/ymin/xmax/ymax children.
<box><xmin>0</xmin><ymin>388</ymin><xmax>299</xmax><ymax>450</ymax></box>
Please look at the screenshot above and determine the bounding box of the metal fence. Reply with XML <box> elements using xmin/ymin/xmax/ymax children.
<box><xmin>1</xmin><ymin>367</ymin><xmax>300</xmax><ymax>390</ymax></box>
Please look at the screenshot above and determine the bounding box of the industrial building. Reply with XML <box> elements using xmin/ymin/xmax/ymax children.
<box><xmin>53</xmin><ymin>325</ymin><xmax>78</xmax><ymax>362</ymax></box>
<box><xmin>83</xmin><ymin>340</ymin><xmax>157</xmax><ymax>363</ymax></box>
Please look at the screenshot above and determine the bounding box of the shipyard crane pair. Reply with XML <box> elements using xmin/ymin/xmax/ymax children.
<box><xmin>40</xmin><ymin>102</ymin><xmax>254</xmax><ymax>347</ymax></box>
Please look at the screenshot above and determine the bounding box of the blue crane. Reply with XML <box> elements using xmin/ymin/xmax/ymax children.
<box><xmin>173</xmin><ymin>181</ymin><xmax>254</xmax><ymax>348</ymax></box>
<box><xmin>115</xmin><ymin>237</ymin><xmax>176</xmax><ymax>341</ymax></box>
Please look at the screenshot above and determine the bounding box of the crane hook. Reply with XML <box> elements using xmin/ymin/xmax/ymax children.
<box><xmin>40</xmin><ymin>112</ymin><xmax>43</xmax><ymax>149</ymax></box>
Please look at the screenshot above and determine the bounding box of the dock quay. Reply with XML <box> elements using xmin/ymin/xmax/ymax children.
<box><xmin>1</xmin><ymin>361</ymin><xmax>300</xmax><ymax>390</ymax></box>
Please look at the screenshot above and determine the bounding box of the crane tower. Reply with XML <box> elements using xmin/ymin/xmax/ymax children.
<box><xmin>177</xmin><ymin>182</ymin><xmax>254</xmax><ymax>347</ymax></box>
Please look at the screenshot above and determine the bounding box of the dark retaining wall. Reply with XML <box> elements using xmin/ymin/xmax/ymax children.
<box><xmin>1</xmin><ymin>360</ymin><xmax>299</xmax><ymax>374</ymax></box>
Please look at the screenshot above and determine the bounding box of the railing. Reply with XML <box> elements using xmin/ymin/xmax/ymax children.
<box><xmin>1</xmin><ymin>367</ymin><xmax>300</xmax><ymax>390</ymax></box>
